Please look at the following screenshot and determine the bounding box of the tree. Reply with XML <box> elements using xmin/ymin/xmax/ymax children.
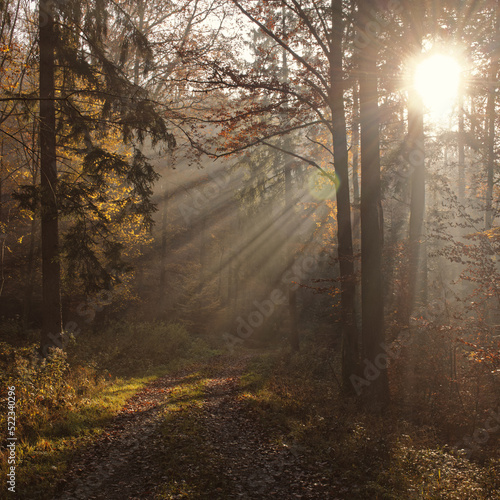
<box><xmin>39</xmin><ymin>0</ymin><xmax>61</xmax><ymax>354</ymax></box>
<box><xmin>23</xmin><ymin>0</ymin><xmax>175</xmax><ymax>353</ymax></box>
<box><xmin>187</xmin><ymin>0</ymin><xmax>360</xmax><ymax>391</ymax></box>
<box><xmin>357</xmin><ymin>0</ymin><xmax>389</xmax><ymax>406</ymax></box>
<box><xmin>484</xmin><ymin>0</ymin><xmax>499</xmax><ymax>231</ymax></box>
<box><xmin>329</xmin><ymin>0</ymin><xmax>359</xmax><ymax>390</ymax></box>
<box><xmin>278</xmin><ymin>10</ymin><xmax>300</xmax><ymax>351</ymax></box>
<box><xmin>406</xmin><ymin>1</ymin><xmax>426</xmax><ymax>323</ymax></box>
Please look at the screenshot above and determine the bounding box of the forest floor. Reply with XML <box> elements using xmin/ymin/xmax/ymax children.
<box><xmin>54</xmin><ymin>353</ymin><xmax>338</xmax><ymax>499</ymax></box>
<box><xmin>50</xmin><ymin>349</ymin><xmax>500</xmax><ymax>500</ymax></box>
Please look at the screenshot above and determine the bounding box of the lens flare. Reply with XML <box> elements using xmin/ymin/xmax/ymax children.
<box><xmin>308</xmin><ymin>170</ymin><xmax>339</xmax><ymax>200</ymax></box>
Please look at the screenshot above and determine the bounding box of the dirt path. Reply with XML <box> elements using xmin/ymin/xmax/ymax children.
<box><xmin>201</xmin><ymin>375</ymin><xmax>333</xmax><ymax>498</ymax></box>
<box><xmin>55</xmin><ymin>374</ymin><xmax>185</xmax><ymax>500</ymax></box>
<box><xmin>56</xmin><ymin>357</ymin><xmax>338</xmax><ymax>499</ymax></box>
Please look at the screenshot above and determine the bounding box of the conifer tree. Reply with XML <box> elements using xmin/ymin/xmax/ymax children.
<box><xmin>27</xmin><ymin>0</ymin><xmax>175</xmax><ymax>353</ymax></box>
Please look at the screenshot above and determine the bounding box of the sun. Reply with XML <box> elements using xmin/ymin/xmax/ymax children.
<box><xmin>414</xmin><ymin>53</ymin><xmax>462</xmax><ymax>120</ymax></box>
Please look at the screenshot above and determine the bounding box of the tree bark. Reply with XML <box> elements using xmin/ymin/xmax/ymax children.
<box><xmin>134</xmin><ymin>0</ymin><xmax>145</xmax><ymax>87</ymax></box>
<box><xmin>358</xmin><ymin>0</ymin><xmax>389</xmax><ymax>407</ymax></box>
<box><xmin>159</xmin><ymin>188</ymin><xmax>168</xmax><ymax>308</ymax></box>
<box><xmin>485</xmin><ymin>9</ymin><xmax>498</xmax><ymax>230</ymax></box>
<box><xmin>0</xmin><ymin>139</ymin><xmax>4</xmax><ymax>304</ymax></box>
<box><xmin>352</xmin><ymin>82</ymin><xmax>361</xmax><ymax>249</ymax></box>
<box><xmin>23</xmin><ymin>121</ymin><xmax>39</xmax><ymax>330</ymax></box>
<box><xmin>407</xmin><ymin>3</ymin><xmax>425</xmax><ymax>323</ymax></box>
<box><xmin>285</xmin><ymin>149</ymin><xmax>299</xmax><ymax>351</ymax></box>
<box><xmin>39</xmin><ymin>0</ymin><xmax>62</xmax><ymax>355</ymax></box>
<box><xmin>352</xmin><ymin>82</ymin><xmax>360</xmax><ymax>207</ymax></box>
<box><xmin>458</xmin><ymin>88</ymin><xmax>465</xmax><ymax>202</ymax></box>
<box><xmin>330</xmin><ymin>0</ymin><xmax>359</xmax><ymax>393</ymax></box>
<box><xmin>281</xmin><ymin>12</ymin><xmax>299</xmax><ymax>351</ymax></box>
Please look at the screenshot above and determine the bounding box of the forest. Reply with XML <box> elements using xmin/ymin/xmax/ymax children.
<box><xmin>1</xmin><ymin>0</ymin><xmax>500</xmax><ymax>498</ymax></box>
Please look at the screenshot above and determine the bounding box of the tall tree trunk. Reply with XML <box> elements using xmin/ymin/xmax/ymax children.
<box><xmin>352</xmin><ymin>81</ymin><xmax>361</xmax><ymax>249</ymax></box>
<box><xmin>158</xmin><ymin>150</ymin><xmax>171</xmax><ymax>313</ymax></box>
<box><xmin>330</xmin><ymin>0</ymin><xmax>359</xmax><ymax>393</ymax></box>
<box><xmin>285</xmin><ymin>151</ymin><xmax>299</xmax><ymax>351</ymax></box>
<box><xmin>159</xmin><ymin>188</ymin><xmax>168</xmax><ymax>311</ymax></box>
<box><xmin>352</xmin><ymin>82</ymin><xmax>360</xmax><ymax>207</ymax></box>
<box><xmin>358</xmin><ymin>0</ymin><xmax>389</xmax><ymax>407</ymax></box>
<box><xmin>229</xmin><ymin>211</ymin><xmax>241</xmax><ymax>320</ymax></box>
<box><xmin>407</xmin><ymin>4</ymin><xmax>425</xmax><ymax>324</ymax></box>
<box><xmin>22</xmin><ymin>216</ymin><xmax>37</xmax><ymax>330</ymax></box>
<box><xmin>282</xmin><ymin>9</ymin><xmax>299</xmax><ymax>351</ymax></box>
<box><xmin>0</xmin><ymin>139</ymin><xmax>4</xmax><ymax>303</ymax></box>
<box><xmin>470</xmin><ymin>96</ymin><xmax>477</xmax><ymax>146</ymax></box>
<box><xmin>199</xmin><ymin>211</ymin><xmax>207</xmax><ymax>300</ymax></box>
<box><xmin>458</xmin><ymin>88</ymin><xmax>465</xmax><ymax>202</ymax></box>
<box><xmin>485</xmin><ymin>8</ymin><xmax>498</xmax><ymax>230</ymax></box>
<box><xmin>39</xmin><ymin>0</ymin><xmax>62</xmax><ymax>355</ymax></box>
<box><xmin>134</xmin><ymin>0</ymin><xmax>145</xmax><ymax>87</ymax></box>
<box><xmin>23</xmin><ymin>121</ymin><xmax>39</xmax><ymax>330</ymax></box>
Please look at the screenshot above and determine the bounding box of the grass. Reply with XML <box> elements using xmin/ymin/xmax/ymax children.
<box><xmin>0</xmin><ymin>321</ymin><xmax>221</xmax><ymax>499</ymax></box>
<box><xmin>4</xmin><ymin>375</ymin><xmax>156</xmax><ymax>500</ymax></box>
<box><xmin>4</xmin><ymin>325</ymin><xmax>499</xmax><ymax>499</ymax></box>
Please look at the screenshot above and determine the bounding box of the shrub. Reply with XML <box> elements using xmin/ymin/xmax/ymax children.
<box><xmin>68</xmin><ymin>321</ymin><xmax>217</xmax><ymax>376</ymax></box>
<box><xmin>0</xmin><ymin>344</ymin><xmax>76</xmax><ymax>438</ymax></box>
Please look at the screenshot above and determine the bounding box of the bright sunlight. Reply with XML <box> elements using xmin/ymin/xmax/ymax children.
<box><xmin>414</xmin><ymin>53</ymin><xmax>462</xmax><ymax>120</ymax></box>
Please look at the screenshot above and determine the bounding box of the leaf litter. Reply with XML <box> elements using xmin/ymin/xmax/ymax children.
<box><xmin>55</xmin><ymin>357</ymin><xmax>338</xmax><ymax>499</ymax></box>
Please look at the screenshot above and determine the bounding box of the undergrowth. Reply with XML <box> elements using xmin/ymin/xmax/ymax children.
<box><xmin>238</xmin><ymin>345</ymin><xmax>500</xmax><ymax>499</ymax></box>
<box><xmin>0</xmin><ymin>320</ymin><xmax>220</xmax><ymax>498</ymax></box>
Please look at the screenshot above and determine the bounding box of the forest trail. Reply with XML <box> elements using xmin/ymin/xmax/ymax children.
<box><xmin>55</xmin><ymin>372</ymin><xmax>183</xmax><ymax>500</ymax></box>
<box><xmin>55</xmin><ymin>354</ymin><xmax>336</xmax><ymax>499</ymax></box>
